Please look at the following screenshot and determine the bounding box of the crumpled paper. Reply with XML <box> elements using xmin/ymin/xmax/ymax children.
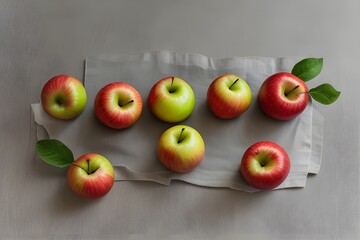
<box><xmin>31</xmin><ymin>51</ymin><xmax>324</xmax><ymax>192</ymax></box>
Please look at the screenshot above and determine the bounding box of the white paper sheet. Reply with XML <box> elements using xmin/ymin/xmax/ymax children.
<box><xmin>31</xmin><ymin>51</ymin><xmax>324</xmax><ymax>192</ymax></box>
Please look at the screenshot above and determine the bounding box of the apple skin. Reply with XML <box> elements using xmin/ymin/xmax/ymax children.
<box><xmin>207</xmin><ymin>74</ymin><xmax>252</xmax><ymax>119</ymax></box>
<box><xmin>240</xmin><ymin>141</ymin><xmax>290</xmax><ymax>190</ymax></box>
<box><xmin>94</xmin><ymin>82</ymin><xmax>143</xmax><ymax>129</ymax></box>
<box><xmin>157</xmin><ymin>125</ymin><xmax>205</xmax><ymax>173</ymax></box>
<box><xmin>67</xmin><ymin>153</ymin><xmax>115</xmax><ymax>199</ymax></box>
<box><xmin>41</xmin><ymin>75</ymin><xmax>87</xmax><ymax>120</ymax></box>
<box><xmin>258</xmin><ymin>72</ymin><xmax>309</xmax><ymax>120</ymax></box>
<box><xmin>147</xmin><ymin>76</ymin><xmax>195</xmax><ymax>123</ymax></box>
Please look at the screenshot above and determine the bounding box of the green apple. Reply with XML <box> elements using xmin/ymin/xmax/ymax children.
<box><xmin>157</xmin><ymin>125</ymin><xmax>205</xmax><ymax>173</ymax></box>
<box><xmin>147</xmin><ymin>76</ymin><xmax>195</xmax><ymax>123</ymax></box>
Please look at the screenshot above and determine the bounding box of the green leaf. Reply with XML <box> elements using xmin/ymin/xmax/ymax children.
<box><xmin>309</xmin><ymin>83</ymin><xmax>341</xmax><ymax>105</ymax></box>
<box><xmin>291</xmin><ymin>58</ymin><xmax>323</xmax><ymax>82</ymax></box>
<box><xmin>36</xmin><ymin>139</ymin><xmax>74</xmax><ymax>168</ymax></box>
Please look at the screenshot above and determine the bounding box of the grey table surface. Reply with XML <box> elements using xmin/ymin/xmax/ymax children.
<box><xmin>1</xmin><ymin>1</ymin><xmax>359</xmax><ymax>239</ymax></box>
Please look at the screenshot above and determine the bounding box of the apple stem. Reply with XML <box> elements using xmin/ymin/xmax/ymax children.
<box><xmin>284</xmin><ymin>85</ymin><xmax>299</xmax><ymax>96</ymax></box>
<box><xmin>169</xmin><ymin>77</ymin><xmax>175</xmax><ymax>93</ymax></box>
<box><xmin>119</xmin><ymin>100</ymin><xmax>134</xmax><ymax>107</ymax></box>
<box><xmin>86</xmin><ymin>159</ymin><xmax>91</xmax><ymax>173</ymax></box>
<box><xmin>178</xmin><ymin>128</ymin><xmax>185</xmax><ymax>144</ymax></box>
<box><xmin>229</xmin><ymin>79</ymin><xmax>239</xmax><ymax>90</ymax></box>
<box><xmin>72</xmin><ymin>161</ymin><xmax>91</xmax><ymax>174</ymax></box>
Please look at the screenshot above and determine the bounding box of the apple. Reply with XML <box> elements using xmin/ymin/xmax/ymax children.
<box><xmin>147</xmin><ymin>76</ymin><xmax>195</xmax><ymax>123</ymax></box>
<box><xmin>157</xmin><ymin>125</ymin><xmax>205</xmax><ymax>173</ymax></box>
<box><xmin>41</xmin><ymin>75</ymin><xmax>87</xmax><ymax>120</ymax></box>
<box><xmin>67</xmin><ymin>153</ymin><xmax>115</xmax><ymax>199</ymax></box>
<box><xmin>240</xmin><ymin>141</ymin><xmax>290</xmax><ymax>190</ymax></box>
<box><xmin>207</xmin><ymin>74</ymin><xmax>252</xmax><ymax>119</ymax></box>
<box><xmin>94</xmin><ymin>82</ymin><xmax>143</xmax><ymax>129</ymax></box>
<box><xmin>36</xmin><ymin>139</ymin><xmax>115</xmax><ymax>200</ymax></box>
<box><xmin>258</xmin><ymin>72</ymin><xmax>309</xmax><ymax>120</ymax></box>
<box><xmin>258</xmin><ymin>58</ymin><xmax>341</xmax><ymax>120</ymax></box>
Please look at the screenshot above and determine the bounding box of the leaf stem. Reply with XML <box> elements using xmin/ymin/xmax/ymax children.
<box><xmin>72</xmin><ymin>161</ymin><xmax>91</xmax><ymax>174</ymax></box>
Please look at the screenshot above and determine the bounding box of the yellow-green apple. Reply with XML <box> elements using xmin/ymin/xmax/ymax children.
<box><xmin>67</xmin><ymin>153</ymin><xmax>115</xmax><ymax>199</ymax></box>
<box><xmin>36</xmin><ymin>139</ymin><xmax>115</xmax><ymax>199</ymax></box>
<box><xmin>258</xmin><ymin>58</ymin><xmax>340</xmax><ymax>120</ymax></box>
<box><xmin>94</xmin><ymin>82</ymin><xmax>143</xmax><ymax>129</ymax></box>
<box><xmin>207</xmin><ymin>74</ymin><xmax>252</xmax><ymax>119</ymax></box>
<box><xmin>41</xmin><ymin>75</ymin><xmax>87</xmax><ymax>120</ymax></box>
<box><xmin>240</xmin><ymin>141</ymin><xmax>290</xmax><ymax>190</ymax></box>
<box><xmin>157</xmin><ymin>125</ymin><xmax>205</xmax><ymax>173</ymax></box>
<box><xmin>147</xmin><ymin>76</ymin><xmax>195</xmax><ymax>123</ymax></box>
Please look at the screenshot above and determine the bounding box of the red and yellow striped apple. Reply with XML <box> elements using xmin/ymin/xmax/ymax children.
<box><xmin>36</xmin><ymin>139</ymin><xmax>115</xmax><ymax>200</ymax></box>
<box><xmin>94</xmin><ymin>82</ymin><xmax>143</xmax><ymax>129</ymax></box>
<box><xmin>207</xmin><ymin>74</ymin><xmax>252</xmax><ymax>119</ymax></box>
<box><xmin>240</xmin><ymin>141</ymin><xmax>290</xmax><ymax>190</ymax></box>
<box><xmin>67</xmin><ymin>153</ymin><xmax>115</xmax><ymax>199</ymax></box>
<box><xmin>41</xmin><ymin>75</ymin><xmax>87</xmax><ymax>120</ymax></box>
<box><xmin>258</xmin><ymin>58</ymin><xmax>340</xmax><ymax>120</ymax></box>
<box><xmin>258</xmin><ymin>72</ymin><xmax>309</xmax><ymax>120</ymax></box>
<box><xmin>157</xmin><ymin>125</ymin><xmax>205</xmax><ymax>173</ymax></box>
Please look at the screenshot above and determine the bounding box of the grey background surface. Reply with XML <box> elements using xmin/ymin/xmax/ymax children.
<box><xmin>1</xmin><ymin>0</ymin><xmax>359</xmax><ymax>239</ymax></box>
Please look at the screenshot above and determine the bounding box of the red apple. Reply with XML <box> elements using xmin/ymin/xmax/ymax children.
<box><xmin>258</xmin><ymin>72</ymin><xmax>309</xmax><ymax>120</ymax></box>
<box><xmin>36</xmin><ymin>139</ymin><xmax>115</xmax><ymax>200</ymax></box>
<box><xmin>94</xmin><ymin>82</ymin><xmax>143</xmax><ymax>129</ymax></box>
<box><xmin>240</xmin><ymin>141</ymin><xmax>290</xmax><ymax>190</ymax></box>
<box><xmin>258</xmin><ymin>58</ymin><xmax>341</xmax><ymax>120</ymax></box>
<box><xmin>41</xmin><ymin>75</ymin><xmax>87</xmax><ymax>120</ymax></box>
<box><xmin>67</xmin><ymin>153</ymin><xmax>115</xmax><ymax>199</ymax></box>
<box><xmin>207</xmin><ymin>74</ymin><xmax>252</xmax><ymax>119</ymax></box>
